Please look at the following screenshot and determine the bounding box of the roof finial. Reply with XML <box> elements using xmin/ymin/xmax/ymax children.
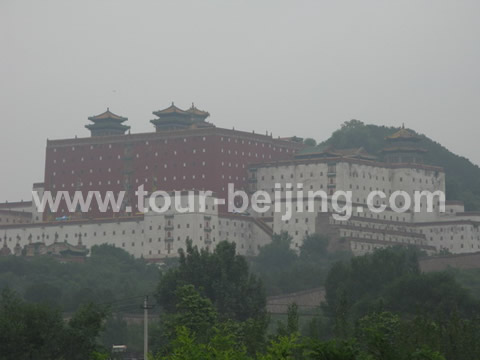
<box><xmin>402</xmin><ymin>123</ymin><xmax>405</xmax><ymax>129</ymax></box>
<box><xmin>172</xmin><ymin>101</ymin><xmax>174</xmax><ymax>106</ymax></box>
<box><xmin>107</xmin><ymin>107</ymin><xmax>109</xmax><ymax>111</ymax></box>
<box><xmin>192</xmin><ymin>102</ymin><xmax>195</xmax><ymax>108</ymax></box>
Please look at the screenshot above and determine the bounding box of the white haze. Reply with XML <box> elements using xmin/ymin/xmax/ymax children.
<box><xmin>1</xmin><ymin>0</ymin><xmax>479</xmax><ymax>201</ymax></box>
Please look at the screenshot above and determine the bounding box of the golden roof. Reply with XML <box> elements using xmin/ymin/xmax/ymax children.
<box><xmin>387</xmin><ymin>125</ymin><xmax>419</xmax><ymax>140</ymax></box>
<box><xmin>88</xmin><ymin>108</ymin><xmax>128</xmax><ymax>122</ymax></box>
<box><xmin>382</xmin><ymin>147</ymin><xmax>427</xmax><ymax>153</ymax></box>
<box><xmin>296</xmin><ymin>146</ymin><xmax>376</xmax><ymax>160</ymax></box>
<box><xmin>187</xmin><ymin>103</ymin><xmax>210</xmax><ymax>118</ymax></box>
<box><xmin>153</xmin><ymin>102</ymin><xmax>189</xmax><ymax>117</ymax></box>
<box><xmin>334</xmin><ymin>147</ymin><xmax>376</xmax><ymax>159</ymax></box>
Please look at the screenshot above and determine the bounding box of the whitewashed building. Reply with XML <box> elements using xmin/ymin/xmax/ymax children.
<box><xmin>1</xmin><ymin>127</ymin><xmax>479</xmax><ymax>259</ymax></box>
<box><xmin>247</xmin><ymin>128</ymin><xmax>480</xmax><ymax>255</ymax></box>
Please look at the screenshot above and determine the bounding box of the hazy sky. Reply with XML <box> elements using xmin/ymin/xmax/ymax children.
<box><xmin>1</xmin><ymin>0</ymin><xmax>479</xmax><ymax>202</ymax></box>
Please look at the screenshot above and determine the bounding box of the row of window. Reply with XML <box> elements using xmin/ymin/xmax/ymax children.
<box><xmin>50</xmin><ymin>174</ymin><xmax>211</xmax><ymax>188</ymax></box>
<box><xmin>53</xmin><ymin>138</ymin><xmax>209</xmax><ymax>153</ymax></box>
<box><xmin>258</xmin><ymin>172</ymin><xmax>437</xmax><ymax>186</ymax></box>
<box><xmin>52</xmin><ymin>136</ymin><xmax>295</xmax><ymax>151</ymax></box>
<box><xmin>0</xmin><ymin>218</ymin><xmax>30</xmax><ymax>224</ymax></box>
<box><xmin>430</xmin><ymin>235</ymin><xmax>480</xmax><ymax>241</ymax></box>
<box><xmin>53</xmin><ymin>161</ymin><xmax>210</xmax><ymax>176</ymax></box>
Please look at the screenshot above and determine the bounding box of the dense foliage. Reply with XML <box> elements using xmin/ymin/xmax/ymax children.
<box><xmin>313</xmin><ymin>119</ymin><xmax>480</xmax><ymax>210</ymax></box>
<box><xmin>448</xmin><ymin>267</ymin><xmax>480</xmax><ymax>299</ymax></box>
<box><xmin>155</xmin><ymin>240</ymin><xmax>268</xmax><ymax>355</ymax></box>
<box><xmin>0</xmin><ymin>244</ymin><xmax>161</xmax><ymax>355</ymax></box>
<box><xmin>250</xmin><ymin>233</ymin><xmax>351</xmax><ymax>295</ymax></box>
<box><xmin>0</xmin><ymin>289</ymin><xmax>109</xmax><ymax>360</ymax></box>
<box><xmin>156</xmin><ymin>246</ymin><xmax>480</xmax><ymax>360</ymax></box>
<box><xmin>0</xmin><ymin>244</ymin><xmax>160</xmax><ymax>312</ymax></box>
<box><xmin>318</xmin><ymin>247</ymin><xmax>480</xmax><ymax>359</ymax></box>
<box><xmin>157</xmin><ymin>240</ymin><xmax>266</xmax><ymax>322</ymax></box>
<box><xmin>2</xmin><ymin>239</ymin><xmax>480</xmax><ymax>359</ymax></box>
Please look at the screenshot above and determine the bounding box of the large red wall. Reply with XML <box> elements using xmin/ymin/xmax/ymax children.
<box><xmin>44</xmin><ymin>128</ymin><xmax>302</xmax><ymax>219</ymax></box>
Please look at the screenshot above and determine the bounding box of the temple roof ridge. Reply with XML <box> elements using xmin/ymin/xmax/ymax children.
<box><xmin>187</xmin><ymin>103</ymin><xmax>210</xmax><ymax>118</ymax></box>
<box><xmin>386</xmin><ymin>125</ymin><xmax>420</xmax><ymax>141</ymax></box>
<box><xmin>88</xmin><ymin>108</ymin><xmax>128</xmax><ymax>123</ymax></box>
<box><xmin>152</xmin><ymin>102</ymin><xmax>189</xmax><ymax>117</ymax></box>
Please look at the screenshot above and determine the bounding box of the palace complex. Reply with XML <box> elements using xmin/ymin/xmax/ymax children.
<box><xmin>1</xmin><ymin>104</ymin><xmax>479</xmax><ymax>261</ymax></box>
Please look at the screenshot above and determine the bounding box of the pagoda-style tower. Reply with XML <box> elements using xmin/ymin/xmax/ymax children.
<box><xmin>187</xmin><ymin>103</ymin><xmax>210</xmax><ymax>121</ymax></box>
<box><xmin>85</xmin><ymin>108</ymin><xmax>130</xmax><ymax>137</ymax></box>
<box><xmin>187</xmin><ymin>103</ymin><xmax>214</xmax><ymax>129</ymax></box>
<box><xmin>0</xmin><ymin>234</ymin><xmax>11</xmax><ymax>256</ymax></box>
<box><xmin>14</xmin><ymin>241</ymin><xmax>22</xmax><ymax>256</ymax></box>
<box><xmin>382</xmin><ymin>125</ymin><xmax>427</xmax><ymax>164</ymax></box>
<box><xmin>150</xmin><ymin>102</ymin><xmax>214</xmax><ymax>131</ymax></box>
<box><xmin>150</xmin><ymin>102</ymin><xmax>192</xmax><ymax>131</ymax></box>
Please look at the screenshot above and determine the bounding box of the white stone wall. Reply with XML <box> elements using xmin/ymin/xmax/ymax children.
<box><xmin>0</xmin><ymin>218</ymin><xmax>145</xmax><ymax>257</ymax></box>
<box><xmin>416</xmin><ymin>222</ymin><xmax>480</xmax><ymax>253</ymax></box>
<box><xmin>444</xmin><ymin>203</ymin><xmax>465</xmax><ymax>216</ymax></box>
<box><xmin>31</xmin><ymin>183</ymin><xmax>45</xmax><ymax>223</ymax></box>
<box><xmin>252</xmin><ymin>160</ymin><xmax>437</xmax><ymax>249</ymax></box>
<box><xmin>249</xmin><ymin>159</ymin><xmax>480</xmax><ymax>255</ymax></box>
<box><xmin>0</xmin><ymin>211</ymin><xmax>31</xmax><ymax>225</ymax></box>
<box><xmin>0</xmin><ymin>159</ymin><xmax>476</xmax><ymax>259</ymax></box>
<box><xmin>0</xmin><ymin>193</ymin><xmax>272</xmax><ymax>260</ymax></box>
<box><xmin>252</xmin><ymin>161</ymin><xmax>445</xmax><ymax>222</ymax></box>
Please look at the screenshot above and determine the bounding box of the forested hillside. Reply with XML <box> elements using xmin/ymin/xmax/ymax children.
<box><xmin>307</xmin><ymin>120</ymin><xmax>480</xmax><ymax>210</ymax></box>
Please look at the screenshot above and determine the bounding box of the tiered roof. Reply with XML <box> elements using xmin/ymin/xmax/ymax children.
<box><xmin>85</xmin><ymin>108</ymin><xmax>130</xmax><ymax>137</ymax></box>
<box><xmin>151</xmin><ymin>102</ymin><xmax>213</xmax><ymax>131</ymax></box>
<box><xmin>88</xmin><ymin>108</ymin><xmax>128</xmax><ymax>122</ymax></box>
<box><xmin>386</xmin><ymin>125</ymin><xmax>421</xmax><ymax>142</ymax></box>
<box><xmin>296</xmin><ymin>146</ymin><xmax>376</xmax><ymax>161</ymax></box>
<box><xmin>152</xmin><ymin>102</ymin><xmax>189</xmax><ymax>117</ymax></box>
<box><xmin>382</xmin><ymin>125</ymin><xmax>427</xmax><ymax>163</ymax></box>
<box><xmin>186</xmin><ymin>103</ymin><xmax>210</xmax><ymax>120</ymax></box>
<box><xmin>383</xmin><ymin>125</ymin><xmax>426</xmax><ymax>153</ymax></box>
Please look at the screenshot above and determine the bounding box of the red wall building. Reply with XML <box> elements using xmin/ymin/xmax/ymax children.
<box><xmin>43</xmin><ymin>104</ymin><xmax>303</xmax><ymax>219</ymax></box>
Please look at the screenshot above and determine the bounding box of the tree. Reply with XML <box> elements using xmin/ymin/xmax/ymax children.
<box><xmin>24</xmin><ymin>282</ymin><xmax>62</xmax><ymax>306</ymax></box>
<box><xmin>152</xmin><ymin>326</ymin><xmax>250</xmax><ymax>360</ymax></box>
<box><xmin>156</xmin><ymin>240</ymin><xmax>267</xmax><ymax>355</ymax></box>
<box><xmin>299</xmin><ymin>234</ymin><xmax>329</xmax><ymax>262</ymax></box>
<box><xmin>0</xmin><ymin>288</ymin><xmax>65</xmax><ymax>360</ymax></box>
<box><xmin>157</xmin><ymin>240</ymin><xmax>266</xmax><ymax>323</ymax></box>
<box><xmin>304</xmin><ymin>338</ymin><xmax>359</xmax><ymax>360</ymax></box>
<box><xmin>383</xmin><ymin>272</ymin><xmax>480</xmax><ymax>318</ymax></box>
<box><xmin>64</xmin><ymin>302</ymin><xmax>110</xmax><ymax>360</ymax></box>
<box><xmin>322</xmin><ymin>247</ymin><xmax>480</xmax><ymax>360</ymax></box>
<box><xmin>100</xmin><ymin>314</ymin><xmax>128</xmax><ymax>350</ymax></box>
<box><xmin>304</xmin><ymin>138</ymin><xmax>317</xmax><ymax>147</ymax></box>
<box><xmin>276</xmin><ymin>303</ymin><xmax>299</xmax><ymax>337</ymax></box>
<box><xmin>0</xmin><ymin>288</ymin><xmax>108</xmax><ymax>360</ymax></box>
<box><xmin>323</xmin><ymin>246</ymin><xmax>421</xmax><ymax>322</ymax></box>
<box><xmin>164</xmin><ymin>285</ymin><xmax>217</xmax><ymax>343</ymax></box>
<box><xmin>250</xmin><ymin>232</ymin><xmax>303</xmax><ymax>294</ymax></box>
<box><xmin>356</xmin><ymin>311</ymin><xmax>402</xmax><ymax>360</ymax></box>
<box><xmin>253</xmin><ymin>232</ymin><xmax>297</xmax><ymax>276</ymax></box>
<box><xmin>0</xmin><ymin>244</ymin><xmax>160</xmax><ymax>313</ymax></box>
<box><xmin>252</xmin><ymin>233</ymin><xmax>350</xmax><ymax>295</ymax></box>
<box><xmin>340</xmin><ymin>119</ymin><xmax>365</xmax><ymax>129</ymax></box>
<box><xmin>258</xmin><ymin>334</ymin><xmax>299</xmax><ymax>360</ymax></box>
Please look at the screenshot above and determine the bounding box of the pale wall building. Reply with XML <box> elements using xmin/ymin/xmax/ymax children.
<box><xmin>1</xmin><ymin>127</ymin><xmax>479</xmax><ymax>260</ymax></box>
<box><xmin>247</xmin><ymin>128</ymin><xmax>480</xmax><ymax>256</ymax></box>
<box><xmin>0</xmin><ymin>192</ymin><xmax>272</xmax><ymax>260</ymax></box>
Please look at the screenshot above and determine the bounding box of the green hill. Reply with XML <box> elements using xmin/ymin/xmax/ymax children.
<box><xmin>305</xmin><ymin>119</ymin><xmax>480</xmax><ymax>211</ymax></box>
